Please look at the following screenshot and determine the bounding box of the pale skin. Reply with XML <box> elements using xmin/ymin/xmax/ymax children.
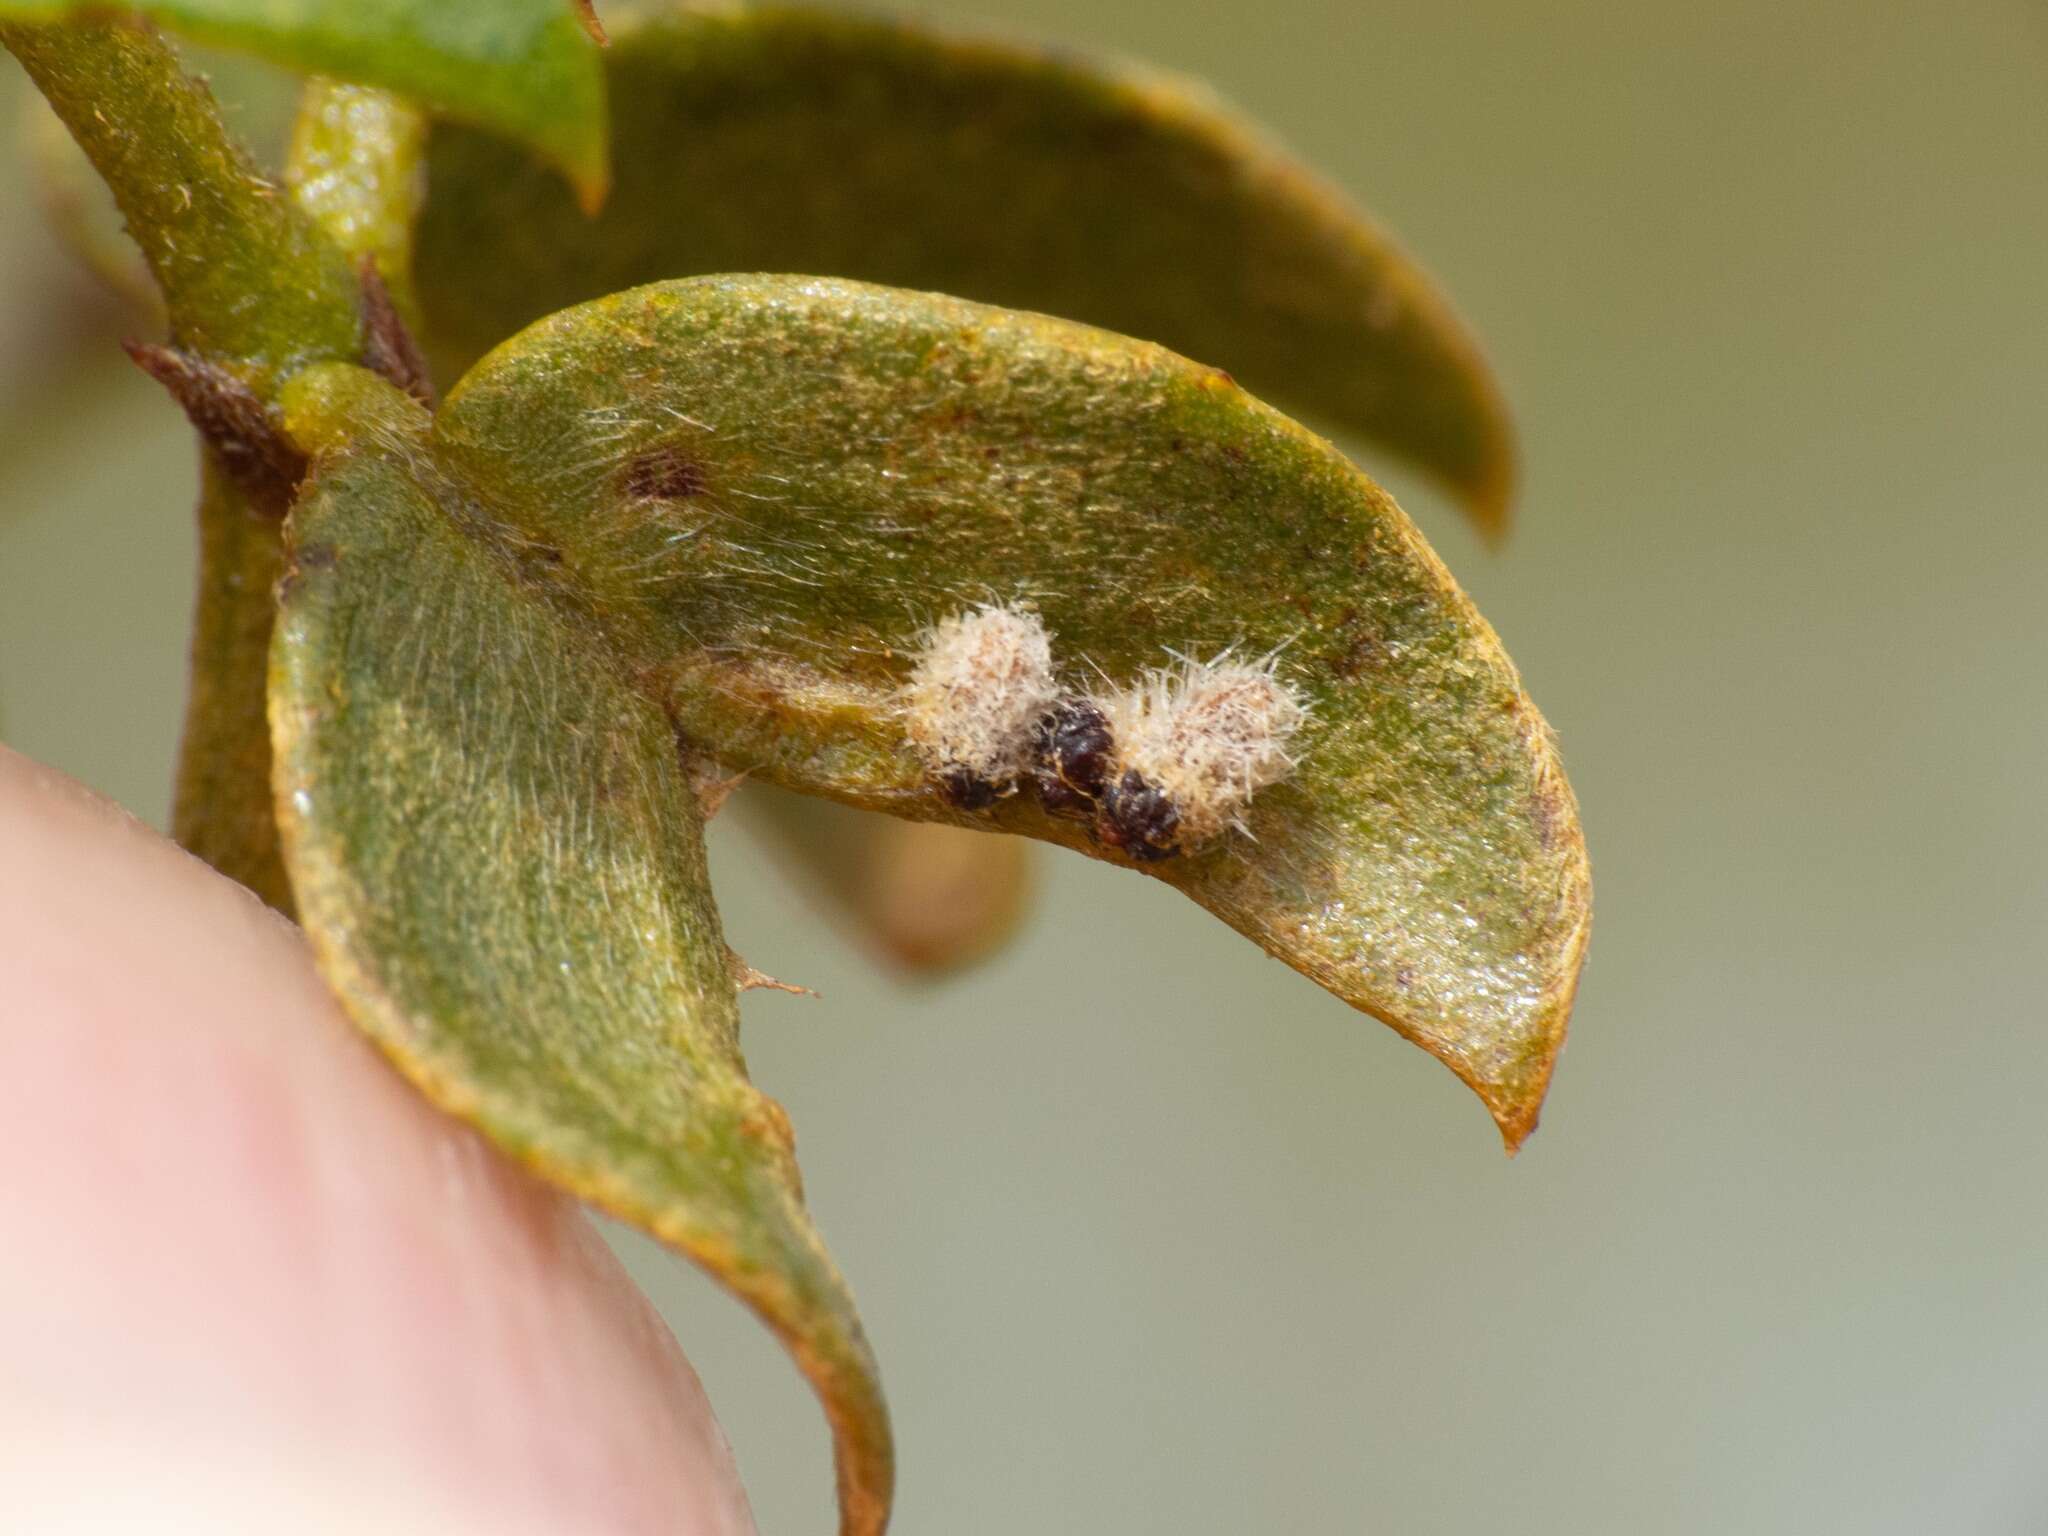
<box><xmin>0</xmin><ymin>744</ymin><xmax>756</xmax><ymax>1534</ymax></box>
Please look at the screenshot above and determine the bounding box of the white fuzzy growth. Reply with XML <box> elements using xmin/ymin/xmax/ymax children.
<box><xmin>902</xmin><ymin>605</ymin><xmax>1059</xmax><ymax>780</ymax></box>
<box><xmin>1098</xmin><ymin>654</ymin><xmax>1307</xmax><ymax>844</ymax></box>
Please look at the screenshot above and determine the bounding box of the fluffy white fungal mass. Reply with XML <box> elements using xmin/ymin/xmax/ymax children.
<box><xmin>1098</xmin><ymin>654</ymin><xmax>1307</xmax><ymax>844</ymax></box>
<box><xmin>902</xmin><ymin>604</ymin><xmax>1059</xmax><ymax>781</ymax></box>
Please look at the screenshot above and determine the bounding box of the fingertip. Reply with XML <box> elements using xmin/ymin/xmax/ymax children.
<box><xmin>0</xmin><ymin>747</ymin><xmax>756</xmax><ymax>1535</ymax></box>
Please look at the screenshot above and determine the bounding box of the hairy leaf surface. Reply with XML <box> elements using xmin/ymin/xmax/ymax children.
<box><xmin>269</xmin><ymin>367</ymin><xmax>892</xmax><ymax>1536</ymax></box>
<box><xmin>412</xmin><ymin>3</ymin><xmax>1516</xmax><ymax>534</ymax></box>
<box><xmin>1</xmin><ymin>0</ymin><xmax>607</xmax><ymax>202</ymax></box>
<box><xmin>430</xmin><ymin>275</ymin><xmax>1588</xmax><ymax>1148</ymax></box>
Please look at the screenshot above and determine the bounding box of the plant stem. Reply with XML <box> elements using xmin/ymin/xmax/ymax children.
<box><xmin>3</xmin><ymin>17</ymin><xmax>379</xmax><ymax>908</ymax></box>
<box><xmin>174</xmin><ymin>460</ymin><xmax>296</xmax><ymax>913</ymax></box>
<box><xmin>2</xmin><ymin>16</ymin><xmax>359</xmax><ymax>378</ymax></box>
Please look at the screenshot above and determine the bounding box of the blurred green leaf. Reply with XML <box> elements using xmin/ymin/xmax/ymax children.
<box><xmin>286</xmin><ymin>78</ymin><xmax>428</xmax><ymax>294</ymax></box>
<box><xmin>270</xmin><ymin>364</ymin><xmax>893</xmax><ymax>1536</ymax></box>
<box><xmin>1</xmin><ymin>0</ymin><xmax>607</xmax><ymax>204</ymax></box>
<box><xmin>413</xmin><ymin>3</ymin><xmax>1516</xmax><ymax>535</ymax></box>
<box><xmin>431</xmin><ymin>275</ymin><xmax>1588</xmax><ymax>1148</ymax></box>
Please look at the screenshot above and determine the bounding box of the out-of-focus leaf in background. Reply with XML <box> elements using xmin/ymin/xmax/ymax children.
<box><xmin>745</xmin><ymin>790</ymin><xmax>1037</xmax><ymax>976</ymax></box>
<box><xmin>0</xmin><ymin>0</ymin><xmax>607</xmax><ymax>204</ymax></box>
<box><xmin>286</xmin><ymin>78</ymin><xmax>428</xmax><ymax>301</ymax></box>
<box><xmin>271</xmin><ymin>363</ymin><xmax>894</xmax><ymax>1536</ymax></box>
<box><xmin>432</xmin><ymin>275</ymin><xmax>1588</xmax><ymax>1149</ymax></box>
<box><xmin>414</xmin><ymin>2</ymin><xmax>1515</xmax><ymax>536</ymax></box>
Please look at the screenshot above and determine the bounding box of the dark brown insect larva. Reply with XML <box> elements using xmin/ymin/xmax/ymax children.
<box><xmin>939</xmin><ymin>764</ymin><xmax>1003</xmax><ymax>811</ymax></box>
<box><xmin>1031</xmin><ymin>696</ymin><xmax>1114</xmax><ymax>817</ymax></box>
<box><xmin>1096</xmin><ymin>768</ymin><xmax>1181</xmax><ymax>862</ymax></box>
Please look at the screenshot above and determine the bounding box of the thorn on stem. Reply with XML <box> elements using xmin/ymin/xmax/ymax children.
<box><xmin>356</xmin><ymin>260</ymin><xmax>435</xmax><ymax>407</ymax></box>
<box><xmin>122</xmin><ymin>340</ymin><xmax>307</xmax><ymax>516</ymax></box>
<box><xmin>725</xmin><ymin>946</ymin><xmax>818</xmax><ymax>997</ymax></box>
<box><xmin>692</xmin><ymin>763</ymin><xmax>749</xmax><ymax>820</ymax></box>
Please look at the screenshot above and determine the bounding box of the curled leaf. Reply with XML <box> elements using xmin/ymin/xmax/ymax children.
<box><xmin>269</xmin><ymin>365</ymin><xmax>892</xmax><ymax>1535</ymax></box>
<box><xmin>431</xmin><ymin>276</ymin><xmax>1589</xmax><ymax>1149</ymax></box>
<box><xmin>412</xmin><ymin>3</ymin><xmax>1516</xmax><ymax>533</ymax></box>
<box><xmin>0</xmin><ymin>0</ymin><xmax>608</xmax><ymax>205</ymax></box>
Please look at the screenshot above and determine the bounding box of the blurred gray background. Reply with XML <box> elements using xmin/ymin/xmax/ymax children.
<box><xmin>5</xmin><ymin>1</ymin><xmax>2047</xmax><ymax>1531</ymax></box>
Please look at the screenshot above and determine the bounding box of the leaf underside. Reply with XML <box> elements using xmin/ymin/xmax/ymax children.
<box><xmin>268</xmin><ymin>372</ymin><xmax>892</xmax><ymax>1536</ymax></box>
<box><xmin>412</xmin><ymin>2</ymin><xmax>1516</xmax><ymax>535</ymax></box>
<box><xmin>270</xmin><ymin>268</ymin><xmax>1583</xmax><ymax>1535</ymax></box>
<box><xmin>426</xmin><ymin>275</ymin><xmax>1589</xmax><ymax>1149</ymax></box>
<box><xmin>0</xmin><ymin>0</ymin><xmax>607</xmax><ymax>202</ymax></box>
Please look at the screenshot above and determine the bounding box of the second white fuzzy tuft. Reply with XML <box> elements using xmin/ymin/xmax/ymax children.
<box><xmin>1097</xmin><ymin>654</ymin><xmax>1307</xmax><ymax>844</ymax></box>
<box><xmin>902</xmin><ymin>604</ymin><xmax>1060</xmax><ymax>783</ymax></box>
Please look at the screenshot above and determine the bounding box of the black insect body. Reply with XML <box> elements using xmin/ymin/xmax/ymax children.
<box><xmin>920</xmin><ymin>678</ymin><xmax>1192</xmax><ymax>861</ymax></box>
<box><xmin>1031</xmin><ymin>696</ymin><xmax>1115</xmax><ymax>817</ymax></box>
<box><xmin>1096</xmin><ymin>768</ymin><xmax>1182</xmax><ymax>862</ymax></box>
<box><xmin>939</xmin><ymin>764</ymin><xmax>1003</xmax><ymax>810</ymax></box>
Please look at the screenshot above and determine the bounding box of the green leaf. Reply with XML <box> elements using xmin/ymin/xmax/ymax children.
<box><xmin>430</xmin><ymin>275</ymin><xmax>1589</xmax><ymax>1150</ymax></box>
<box><xmin>411</xmin><ymin>4</ymin><xmax>1517</xmax><ymax>535</ymax></box>
<box><xmin>1</xmin><ymin>0</ymin><xmax>607</xmax><ymax>204</ymax></box>
<box><xmin>269</xmin><ymin>365</ymin><xmax>893</xmax><ymax>1536</ymax></box>
<box><xmin>286</xmin><ymin>79</ymin><xmax>429</xmax><ymax>297</ymax></box>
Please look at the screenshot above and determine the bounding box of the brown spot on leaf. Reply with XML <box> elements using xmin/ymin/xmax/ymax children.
<box><xmin>625</xmin><ymin>445</ymin><xmax>709</xmax><ymax>501</ymax></box>
<box><xmin>1325</xmin><ymin>607</ymin><xmax>1382</xmax><ymax>679</ymax></box>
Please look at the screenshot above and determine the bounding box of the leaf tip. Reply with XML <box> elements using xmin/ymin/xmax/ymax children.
<box><xmin>1467</xmin><ymin>436</ymin><xmax>1519</xmax><ymax>548</ymax></box>
<box><xmin>548</xmin><ymin>38</ymin><xmax>611</xmax><ymax>215</ymax></box>
<box><xmin>572</xmin><ymin>0</ymin><xmax>610</xmax><ymax>48</ymax></box>
<box><xmin>567</xmin><ymin>157</ymin><xmax>611</xmax><ymax>217</ymax></box>
<box><xmin>1480</xmin><ymin>888</ymin><xmax>1591</xmax><ymax>1156</ymax></box>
